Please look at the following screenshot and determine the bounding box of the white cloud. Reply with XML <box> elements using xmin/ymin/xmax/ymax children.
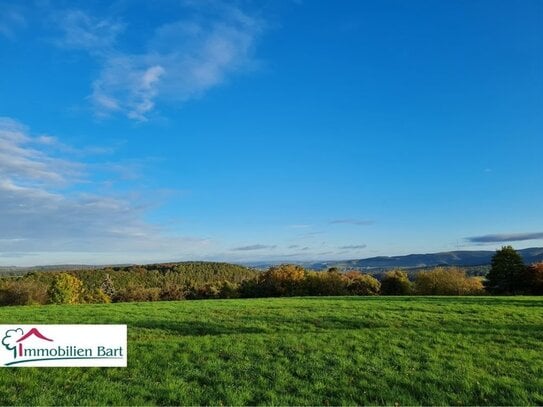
<box><xmin>0</xmin><ymin>118</ymin><xmax>208</xmax><ymax>265</ymax></box>
<box><xmin>54</xmin><ymin>10</ymin><xmax>123</xmax><ymax>52</ymax></box>
<box><xmin>330</xmin><ymin>219</ymin><xmax>375</xmax><ymax>226</ymax></box>
<box><xmin>0</xmin><ymin>118</ymin><xmax>82</xmax><ymax>185</ymax></box>
<box><xmin>231</xmin><ymin>244</ymin><xmax>277</xmax><ymax>251</ymax></box>
<box><xmin>55</xmin><ymin>4</ymin><xmax>263</xmax><ymax>121</ymax></box>
<box><xmin>338</xmin><ymin>244</ymin><xmax>367</xmax><ymax>250</ymax></box>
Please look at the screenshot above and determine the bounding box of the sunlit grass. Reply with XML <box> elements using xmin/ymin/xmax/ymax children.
<box><xmin>1</xmin><ymin>296</ymin><xmax>542</xmax><ymax>405</ymax></box>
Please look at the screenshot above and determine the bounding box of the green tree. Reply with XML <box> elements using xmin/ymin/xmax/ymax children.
<box><xmin>486</xmin><ymin>246</ymin><xmax>525</xmax><ymax>294</ymax></box>
<box><xmin>47</xmin><ymin>273</ymin><xmax>84</xmax><ymax>304</ymax></box>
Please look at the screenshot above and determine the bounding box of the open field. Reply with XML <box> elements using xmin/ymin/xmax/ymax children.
<box><xmin>0</xmin><ymin>297</ymin><xmax>542</xmax><ymax>405</ymax></box>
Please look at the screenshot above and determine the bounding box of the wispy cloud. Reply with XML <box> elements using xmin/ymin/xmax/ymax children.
<box><xmin>339</xmin><ymin>244</ymin><xmax>367</xmax><ymax>250</ymax></box>
<box><xmin>288</xmin><ymin>245</ymin><xmax>310</xmax><ymax>250</ymax></box>
<box><xmin>467</xmin><ymin>232</ymin><xmax>543</xmax><ymax>243</ymax></box>
<box><xmin>0</xmin><ymin>117</ymin><xmax>82</xmax><ymax>185</ymax></box>
<box><xmin>231</xmin><ymin>244</ymin><xmax>276</xmax><ymax>251</ymax></box>
<box><xmin>0</xmin><ymin>3</ymin><xmax>26</xmax><ymax>39</ymax></box>
<box><xmin>54</xmin><ymin>3</ymin><xmax>263</xmax><ymax>121</ymax></box>
<box><xmin>287</xmin><ymin>224</ymin><xmax>311</xmax><ymax>229</ymax></box>
<box><xmin>53</xmin><ymin>10</ymin><xmax>123</xmax><ymax>52</ymax></box>
<box><xmin>330</xmin><ymin>219</ymin><xmax>374</xmax><ymax>226</ymax></box>
<box><xmin>0</xmin><ymin>118</ymin><xmax>206</xmax><ymax>263</ymax></box>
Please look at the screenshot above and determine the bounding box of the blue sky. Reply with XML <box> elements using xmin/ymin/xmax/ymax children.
<box><xmin>0</xmin><ymin>0</ymin><xmax>542</xmax><ymax>266</ymax></box>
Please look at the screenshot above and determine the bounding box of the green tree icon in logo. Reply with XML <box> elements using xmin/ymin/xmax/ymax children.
<box><xmin>2</xmin><ymin>328</ymin><xmax>24</xmax><ymax>358</ymax></box>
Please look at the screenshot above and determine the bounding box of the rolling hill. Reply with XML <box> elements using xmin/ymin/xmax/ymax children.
<box><xmin>305</xmin><ymin>247</ymin><xmax>543</xmax><ymax>270</ymax></box>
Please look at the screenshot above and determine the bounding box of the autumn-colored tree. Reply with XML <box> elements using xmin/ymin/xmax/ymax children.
<box><xmin>261</xmin><ymin>264</ymin><xmax>306</xmax><ymax>296</ymax></box>
<box><xmin>114</xmin><ymin>282</ymin><xmax>160</xmax><ymax>302</ymax></box>
<box><xmin>47</xmin><ymin>273</ymin><xmax>84</xmax><ymax>304</ymax></box>
<box><xmin>0</xmin><ymin>279</ymin><xmax>48</xmax><ymax>306</ymax></box>
<box><xmin>344</xmin><ymin>272</ymin><xmax>381</xmax><ymax>295</ymax></box>
<box><xmin>159</xmin><ymin>281</ymin><xmax>186</xmax><ymax>301</ymax></box>
<box><xmin>82</xmin><ymin>288</ymin><xmax>111</xmax><ymax>304</ymax></box>
<box><xmin>414</xmin><ymin>267</ymin><xmax>484</xmax><ymax>295</ymax></box>
<box><xmin>522</xmin><ymin>263</ymin><xmax>543</xmax><ymax>295</ymax></box>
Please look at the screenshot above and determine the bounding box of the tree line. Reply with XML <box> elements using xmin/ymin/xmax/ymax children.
<box><xmin>0</xmin><ymin>246</ymin><xmax>541</xmax><ymax>306</ymax></box>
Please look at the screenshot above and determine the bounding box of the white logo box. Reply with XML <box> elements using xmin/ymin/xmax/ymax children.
<box><xmin>0</xmin><ymin>325</ymin><xmax>127</xmax><ymax>367</ymax></box>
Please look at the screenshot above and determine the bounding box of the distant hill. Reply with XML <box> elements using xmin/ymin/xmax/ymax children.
<box><xmin>2</xmin><ymin>248</ymin><xmax>543</xmax><ymax>276</ymax></box>
<box><xmin>245</xmin><ymin>247</ymin><xmax>543</xmax><ymax>271</ymax></box>
<box><xmin>0</xmin><ymin>264</ymin><xmax>109</xmax><ymax>276</ymax></box>
<box><xmin>303</xmin><ymin>247</ymin><xmax>543</xmax><ymax>271</ymax></box>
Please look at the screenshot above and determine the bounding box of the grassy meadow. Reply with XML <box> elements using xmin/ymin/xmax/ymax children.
<box><xmin>0</xmin><ymin>296</ymin><xmax>542</xmax><ymax>405</ymax></box>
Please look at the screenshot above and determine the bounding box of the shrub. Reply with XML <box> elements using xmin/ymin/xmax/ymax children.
<box><xmin>414</xmin><ymin>267</ymin><xmax>485</xmax><ymax>295</ymax></box>
<box><xmin>159</xmin><ymin>282</ymin><xmax>187</xmax><ymax>301</ymax></box>
<box><xmin>344</xmin><ymin>272</ymin><xmax>381</xmax><ymax>295</ymax></box>
<box><xmin>82</xmin><ymin>288</ymin><xmax>111</xmax><ymax>304</ymax></box>
<box><xmin>47</xmin><ymin>273</ymin><xmax>84</xmax><ymax>304</ymax></box>
<box><xmin>380</xmin><ymin>270</ymin><xmax>412</xmax><ymax>295</ymax></box>
<box><xmin>114</xmin><ymin>283</ymin><xmax>160</xmax><ymax>302</ymax></box>
<box><xmin>195</xmin><ymin>283</ymin><xmax>221</xmax><ymax>299</ymax></box>
<box><xmin>237</xmin><ymin>278</ymin><xmax>262</xmax><ymax>298</ymax></box>
<box><xmin>300</xmin><ymin>271</ymin><xmax>347</xmax><ymax>296</ymax></box>
<box><xmin>0</xmin><ymin>279</ymin><xmax>48</xmax><ymax>306</ymax></box>
<box><xmin>218</xmin><ymin>281</ymin><xmax>239</xmax><ymax>299</ymax></box>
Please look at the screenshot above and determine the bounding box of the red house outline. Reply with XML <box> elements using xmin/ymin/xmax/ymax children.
<box><xmin>16</xmin><ymin>328</ymin><xmax>53</xmax><ymax>358</ymax></box>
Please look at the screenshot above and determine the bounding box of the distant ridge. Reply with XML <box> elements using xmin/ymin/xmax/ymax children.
<box><xmin>2</xmin><ymin>248</ymin><xmax>543</xmax><ymax>273</ymax></box>
<box><xmin>304</xmin><ymin>247</ymin><xmax>543</xmax><ymax>270</ymax></box>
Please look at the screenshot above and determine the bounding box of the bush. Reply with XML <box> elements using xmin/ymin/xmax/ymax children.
<box><xmin>160</xmin><ymin>282</ymin><xmax>187</xmax><ymax>301</ymax></box>
<box><xmin>301</xmin><ymin>271</ymin><xmax>347</xmax><ymax>296</ymax></box>
<box><xmin>0</xmin><ymin>279</ymin><xmax>48</xmax><ymax>306</ymax></box>
<box><xmin>344</xmin><ymin>272</ymin><xmax>381</xmax><ymax>295</ymax></box>
<box><xmin>381</xmin><ymin>270</ymin><xmax>412</xmax><ymax>295</ymax></box>
<box><xmin>218</xmin><ymin>281</ymin><xmax>239</xmax><ymax>299</ymax></box>
<box><xmin>82</xmin><ymin>288</ymin><xmax>111</xmax><ymax>304</ymax></box>
<box><xmin>414</xmin><ymin>267</ymin><xmax>485</xmax><ymax>295</ymax></box>
<box><xmin>114</xmin><ymin>283</ymin><xmax>160</xmax><ymax>302</ymax></box>
<box><xmin>195</xmin><ymin>283</ymin><xmax>221</xmax><ymax>299</ymax></box>
<box><xmin>48</xmin><ymin>273</ymin><xmax>84</xmax><ymax>304</ymax></box>
<box><xmin>238</xmin><ymin>278</ymin><xmax>262</xmax><ymax>298</ymax></box>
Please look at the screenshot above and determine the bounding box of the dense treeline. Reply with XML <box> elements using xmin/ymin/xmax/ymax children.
<box><xmin>0</xmin><ymin>247</ymin><xmax>541</xmax><ymax>306</ymax></box>
<box><xmin>0</xmin><ymin>262</ymin><xmax>258</xmax><ymax>306</ymax></box>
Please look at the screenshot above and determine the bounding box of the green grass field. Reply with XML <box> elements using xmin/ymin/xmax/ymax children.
<box><xmin>1</xmin><ymin>297</ymin><xmax>542</xmax><ymax>405</ymax></box>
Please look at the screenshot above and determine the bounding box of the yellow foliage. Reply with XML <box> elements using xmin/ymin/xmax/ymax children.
<box><xmin>415</xmin><ymin>267</ymin><xmax>484</xmax><ymax>295</ymax></box>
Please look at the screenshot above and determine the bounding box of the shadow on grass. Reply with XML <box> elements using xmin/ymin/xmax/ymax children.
<box><xmin>130</xmin><ymin>313</ymin><xmax>543</xmax><ymax>339</ymax></box>
<box><xmin>130</xmin><ymin>319</ymin><xmax>267</xmax><ymax>337</ymax></box>
<box><xmin>329</xmin><ymin>296</ymin><xmax>543</xmax><ymax>308</ymax></box>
